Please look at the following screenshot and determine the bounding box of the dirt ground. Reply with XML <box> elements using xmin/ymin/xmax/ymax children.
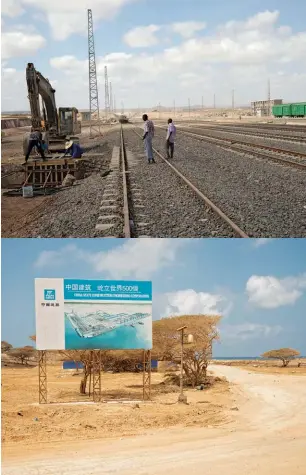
<box><xmin>214</xmin><ymin>359</ymin><xmax>306</xmax><ymax>375</ymax></box>
<box><xmin>1</xmin><ymin>365</ymin><xmax>232</xmax><ymax>447</ymax></box>
<box><xmin>1</xmin><ymin>124</ymin><xmax>120</xmax><ymax>238</ymax></box>
<box><xmin>2</xmin><ymin>363</ymin><xmax>306</xmax><ymax>474</ymax></box>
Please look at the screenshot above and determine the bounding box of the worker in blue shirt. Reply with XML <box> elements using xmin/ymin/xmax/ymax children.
<box><xmin>64</xmin><ymin>140</ymin><xmax>84</xmax><ymax>158</ymax></box>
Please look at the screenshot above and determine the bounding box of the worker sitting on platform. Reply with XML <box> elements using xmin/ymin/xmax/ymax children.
<box><xmin>64</xmin><ymin>140</ymin><xmax>84</xmax><ymax>159</ymax></box>
<box><xmin>25</xmin><ymin>128</ymin><xmax>46</xmax><ymax>163</ymax></box>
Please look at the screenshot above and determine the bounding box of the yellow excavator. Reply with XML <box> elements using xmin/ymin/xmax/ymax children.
<box><xmin>24</xmin><ymin>62</ymin><xmax>81</xmax><ymax>154</ymax></box>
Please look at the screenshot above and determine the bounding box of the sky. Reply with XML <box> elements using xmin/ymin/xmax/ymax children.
<box><xmin>1</xmin><ymin>237</ymin><xmax>306</xmax><ymax>357</ymax></box>
<box><xmin>1</xmin><ymin>0</ymin><xmax>306</xmax><ymax>111</ymax></box>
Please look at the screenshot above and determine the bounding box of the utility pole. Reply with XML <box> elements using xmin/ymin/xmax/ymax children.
<box><xmin>177</xmin><ymin>326</ymin><xmax>188</xmax><ymax>404</ymax></box>
<box><xmin>213</xmin><ymin>93</ymin><xmax>216</xmax><ymax>109</ymax></box>
<box><xmin>121</xmin><ymin>101</ymin><xmax>124</xmax><ymax>114</ymax></box>
<box><xmin>158</xmin><ymin>102</ymin><xmax>161</xmax><ymax>120</ymax></box>
<box><xmin>87</xmin><ymin>9</ymin><xmax>101</xmax><ymax>137</ymax></box>
<box><xmin>188</xmin><ymin>98</ymin><xmax>191</xmax><ymax>120</ymax></box>
<box><xmin>173</xmin><ymin>99</ymin><xmax>176</xmax><ymax>117</ymax></box>
<box><xmin>201</xmin><ymin>95</ymin><xmax>204</xmax><ymax>109</ymax></box>
<box><xmin>114</xmin><ymin>95</ymin><xmax>116</xmax><ymax>114</ymax></box>
<box><xmin>104</xmin><ymin>66</ymin><xmax>110</xmax><ymax>121</ymax></box>
<box><xmin>232</xmin><ymin>89</ymin><xmax>235</xmax><ymax>112</ymax></box>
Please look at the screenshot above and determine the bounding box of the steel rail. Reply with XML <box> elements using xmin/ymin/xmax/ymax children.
<box><xmin>120</xmin><ymin>125</ymin><xmax>131</xmax><ymax>238</ymax></box>
<box><xmin>163</xmin><ymin>128</ymin><xmax>306</xmax><ymax>171</ymax></box>
<box><xmin>133</xmin><ymin>128</ymin><xmax>249</xmax><ymax>238</ymax></box>
<box><xmin>182</xmin><ymin>125</ymin><xmax>306</xmax><ymax>144</ymax></box>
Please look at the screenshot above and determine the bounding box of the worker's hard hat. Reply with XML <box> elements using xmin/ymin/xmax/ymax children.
<box><xmin>65</xmin><ymin>140</ymin><xmax>73</xmax><ymax>149</ymax></box>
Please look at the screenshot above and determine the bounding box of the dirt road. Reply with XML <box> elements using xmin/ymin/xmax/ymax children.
<box><xmin>3</xmin><ymin>365</ymin><xmax>306</xmax><ymax>475</ymax></box>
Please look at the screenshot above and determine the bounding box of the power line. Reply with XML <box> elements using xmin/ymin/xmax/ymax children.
<box><xmin>87</xmin><ymin>9</ymin><xmax>101</xmax><ymax>137</ymax></box>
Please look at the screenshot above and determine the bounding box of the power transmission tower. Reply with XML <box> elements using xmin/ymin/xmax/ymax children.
<box><xmin>267</xmin><ymin>78</ymin><xmax>271</xmax><ymax>116</ymax></box>
<box><xmin>104</xmin><ymin>66</ymin><xmax>110</xmax><ymax>121</ymax></box>
<box><xmin>87</xmin><ymin>9</ymin><xmax>101</xmax><ymax>137</ymax></box>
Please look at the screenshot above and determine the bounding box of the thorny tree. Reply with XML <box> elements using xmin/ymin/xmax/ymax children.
<box><xmin>153</xmin><ymin>315</ymin><xmax>221</xmax><ymax>387</ymax></box>
<box><xmin>261</xmin><ymin>348</ymin><xmax>300</xmax><ymax>367</ymax></box>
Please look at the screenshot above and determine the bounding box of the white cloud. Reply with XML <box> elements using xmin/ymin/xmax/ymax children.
<box><xmin>123</xmin><ymin>25</ymin><xmax>161</xmax><ymax>47</ymax></box>
<box><xmin>88</xmin><ymin>239</ymin><xmax>184</xmax><ymax>278</ymax></box>
<box><xmin>246</xmin><ymin>274</ymin><xmax>306</xmax><ymax>309</ymax></box>
<box><xmin>1</xmin><ymin>0</ymin><xmax>24</xmax><ymax>17</ymax></box>
<box><xmin>164</xmin><ymin>289</ymin><xmax>230</xmax><ymax>317</ymax></box>
<box><xmin>34</xmin><ymin>239</ymin><xmax>187</xmax><ymax>279</ymax></box>
<box><xmin>3</xmin><ymin>9</ymin><xmax>306</xmax><ymax>110</ymax></box>
<box><xmin>1</xmin><ymin>0</ymin><xmax>139</xmax><ymax>40</ymax></box>
<box><xmin>2</xmin><ymin>31</ymin><xmax>46</xmax><ymax>59</ymax></box>
<box><xmin>252</xmin><ymin>238</ymin><xmax>272</xmax><ymax>248</ymax></box>
<box><xmin>171</xmin><ymin>21</ymin><xmax>206</xmax><ymax>38</ymax></box>
<box><xmin>222</xmin><ymin>323</ymin><xmax>283</xmax><ymax>341</ymax></box>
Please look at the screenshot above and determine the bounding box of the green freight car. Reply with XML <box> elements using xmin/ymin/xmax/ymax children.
<box><xmin>272</xmin><ymin>102</ymin><xmax>306</xmax><ymax>118</ymax></box>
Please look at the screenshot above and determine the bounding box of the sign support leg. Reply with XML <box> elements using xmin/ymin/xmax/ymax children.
<box><xmin>143</xmin><ymin>350</ymin><xmax>151</xmax><ymax>401</ymax></box>
<box><xmin>38</xmin><ymin>350</ymin><xmax>47</xmax><ymax>404</ymax></box>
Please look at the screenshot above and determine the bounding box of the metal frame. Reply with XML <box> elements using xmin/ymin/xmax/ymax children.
<box><xmin>38</xmin><ymin>350</ymin><xmax>47</xmax><ymax>404</ymax></box>
<box><xmin>92</xmin><ymin>350</ymin><xmax>102</xmax><ymax>402</ymax></box>
<box><xmin>88</xmin><ymin>9</ymin><xmax>101</xmax><ymax>137</ymax></box>
<box><xmin>143</xmin><ymin>350</ymin><xmax>151</xmax><ymax>401</ymax></box>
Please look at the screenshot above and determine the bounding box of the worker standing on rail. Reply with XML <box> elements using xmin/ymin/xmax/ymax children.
<box><xmin>64</xmin><ymin>140</ymin><xmax>84</xmax><ymax>159</ymax></box>
<box><xmin>142</xmin><ymin>114</ymin><xmax>155</xmax><ymax>164</ymax></box>
<box><xmin>25</xmin><ymin>128</ymin><xmax>46</xmax><ymax>163</ymax></box>
<box><xmin>166</xmin><ymin>118</ymin><xmax>176</xmax><ymax>159</ymax></box>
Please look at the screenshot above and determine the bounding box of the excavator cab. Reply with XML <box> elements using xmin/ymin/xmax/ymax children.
<box><xmin>58</xmin><ymin>107</ymin><xmax>81</xmax><ymax>136</ymax></box>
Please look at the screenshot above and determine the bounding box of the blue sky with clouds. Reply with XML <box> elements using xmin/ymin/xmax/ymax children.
<box><xmin>2</xmin><ymin>0</ymin><xmax>306</xmax><ymax>111</ymax></box>
<box><xmin>2</xmin><ymin>238</ymin><xmax>306</xmax><ymax>357</ymax></box>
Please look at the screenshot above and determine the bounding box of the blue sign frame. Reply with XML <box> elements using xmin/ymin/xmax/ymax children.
<box><xmin>64</xmin><ymin>279</ymin><xmax>152</xmax><ymax>301</ymax></box>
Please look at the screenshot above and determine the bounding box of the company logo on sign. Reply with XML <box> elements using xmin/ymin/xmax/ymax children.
<box><xmin>44</xmin><ymin>289</ymin><xmax>56</xmax><ymax>301</ymax></box>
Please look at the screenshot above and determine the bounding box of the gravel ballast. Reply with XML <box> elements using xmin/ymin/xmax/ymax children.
<box><xmin>128</xmin><ymin>126</ymin><xmax>306</xmax><ymax>237</ymax></box>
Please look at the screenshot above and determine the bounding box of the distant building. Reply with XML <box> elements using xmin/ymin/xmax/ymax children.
<box><xmin>79</xmin><ymin>111</ymin><xmax>91</xmax><ymax>121</ymax></box>
<box><xmin>251</xmin><ymin>99</ymin><xmax>283</xmax><ymax>116</ymax></box>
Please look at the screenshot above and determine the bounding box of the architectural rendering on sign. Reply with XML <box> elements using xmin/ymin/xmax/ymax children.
<box><xmin>35</xmin><ymin>278</ymin><xmax>152</xmax><ymax>350</ymax></box>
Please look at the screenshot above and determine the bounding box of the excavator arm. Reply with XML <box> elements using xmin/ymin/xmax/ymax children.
<box><xmin>26</xmin><ymin>63</ymin><xmax>58</xmax><ymax>134</ymax></box>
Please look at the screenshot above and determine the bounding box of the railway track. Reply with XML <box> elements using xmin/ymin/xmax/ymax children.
<box><xmin>164</xmin><ymin>127</ymin><xmax>306</xmax><ymax>171</ymax></box>
<box><xmin>131</xmin><ymin>128</ymin><xmax>249</xmax><ymax>238</ymax></box>
<box><xmin>179</xmin><ymin>125</ymin><xmax>306</xmax><ymax>144</ymax></box>
<box><xmin>94</xmin><ymin>125</ymin><xmax>249</xmax><ymax>238</ymax></box>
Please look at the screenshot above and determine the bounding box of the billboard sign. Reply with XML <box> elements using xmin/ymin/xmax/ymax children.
<box><xmin>35</xmin><ymin>279</ymin><xmax>152</xmax><ymax>351</ymax></box>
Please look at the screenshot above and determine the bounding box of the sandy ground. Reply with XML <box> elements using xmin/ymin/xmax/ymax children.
<box><xmin>2</xmin><ymin>364</ymin><xmax>306</xmax><ymax>474</ymax></box>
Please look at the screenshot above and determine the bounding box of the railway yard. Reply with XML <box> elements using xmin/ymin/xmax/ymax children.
<box><xmin>1</xmin><ymin>119</ymin><xmax>306</xmax><ymax>238</ymax></box>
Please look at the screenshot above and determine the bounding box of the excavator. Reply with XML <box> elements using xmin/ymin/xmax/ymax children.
<box><xmin>24</xmin><ymin>62</ymin><xmax>81</xmax><ymax>155</ymax></box>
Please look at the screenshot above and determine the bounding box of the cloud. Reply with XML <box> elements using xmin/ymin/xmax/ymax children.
<box><xmin>3</xmin><ymin>9</ymin><xmax>306</xmax><ymax>110</ymax></box>
<box><xmin>2</xmin><ymin>31</ymin><xmax>46</xmax><ymax>59</ymax></box>
<box><xmin>171</xmin><ymin>21</ymin><xmax>206</xmax><ymax>38</ymax></box>
<box><xmin>34</xmin><ymin>239</ymin><xmax>187</xmax><ymax>279</ymax></box>
<box><xmin>252</xmin><ymin>238</ymin><xmax>272</xmax><ymax>248</ymax></box>
<box><xmin>123</xmin><ymin>25</ymin><xmax>161</xmax><ymax>47</ymax></box>
<box><xmin>246</xmin><ymin>274</ymin><xmax>306</xmax><ymax>308</ymax></box>
<box><xmin>222</xmin><ymin>323</ymin><xmax>283</xmax><ymax>341</ymax></box>
<box><xmin>163</xmin><ymin>289</ymin><xmax>231</xmax><ymax>317</ymax></box>
<box><xmin>1</xmin><ymin>0</ymin><xmax>24</xmax><ymax>17</ymax></box>
<box><xmin>1</xmin><ymin>0</ymin><xmax>139</xmax><ymax>40</ymax></box>
<box><xmin>88</xmin><ymin>239</ymin><xmax>185</xmax><ymax>278</ymax></box>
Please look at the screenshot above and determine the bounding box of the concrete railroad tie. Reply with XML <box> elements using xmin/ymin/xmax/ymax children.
<box><xmin>95</xmin><ymin>146</ymin><xmax>121</xmax><ymax>233</ymax></box>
